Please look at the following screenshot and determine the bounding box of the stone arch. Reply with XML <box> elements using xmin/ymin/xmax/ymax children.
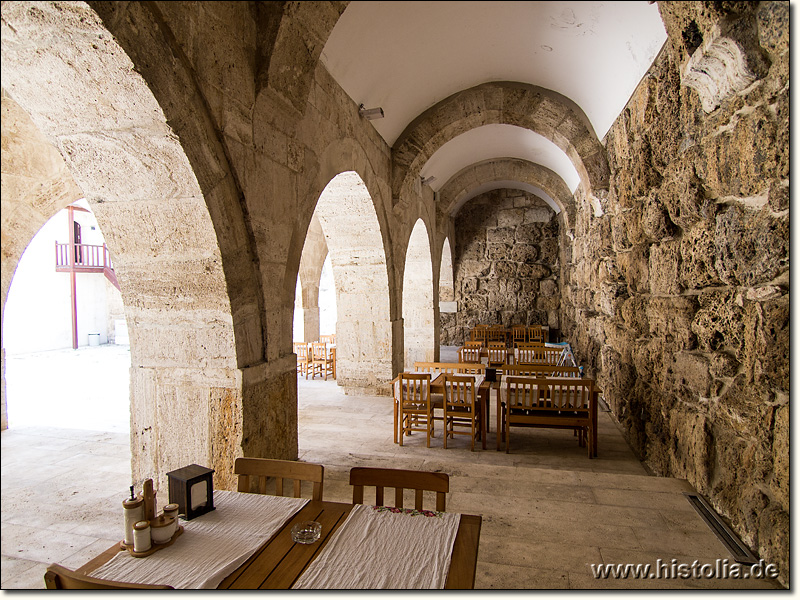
<box><xmin>438</xmin><ymin>158</ymin><xmax>577</xmax><ymax>232</ymax></box>
<box><xmin>1</xmin><ymin>1</ymin><xmax>261</xmax><ymax>489</ymax></box>
<box><xmin>255</xmin><ymin>2</ymin><xmax>350</xmax><ymax>113</ymax></box>
<box><xmin>311</xmin><ymin>171</ymin><xmax>393</xmax><ymax>394</ymax></box>
<box><xmin>402</xmin><ymin>219</ymin><xmax>436</xmax><ymax>368</ymax></box>
<box><xmin>392</xmin><ymin>81</ymin><xmax>609</xmax><ymax>205</ymax></box>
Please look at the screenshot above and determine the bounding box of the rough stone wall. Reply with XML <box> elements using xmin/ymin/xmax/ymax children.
<box><xmin>562</xmin><ymin>1</ymin><xmax>789</xmax><ymax>584</ymax></box>
<box><xmin>447</xmin><ymin>189</ymin><xmax>560</xmax><ymax>345</ymax></box>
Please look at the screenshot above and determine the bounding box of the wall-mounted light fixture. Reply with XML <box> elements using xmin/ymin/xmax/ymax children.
<box><xmin>358</xmin><ymin>104</ymin><xmax>384</xmax><ymax>120</ymax></box>
<box><xmin>420</xmin><ymin>175</ymin><xmax>436</xmax><ymax>186</ymax></box>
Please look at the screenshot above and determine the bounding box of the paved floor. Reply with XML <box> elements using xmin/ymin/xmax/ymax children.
<box><xmin>0</xmin><ymin>346</ymin><xmax>782</xmax><ymax>590</ymax></box>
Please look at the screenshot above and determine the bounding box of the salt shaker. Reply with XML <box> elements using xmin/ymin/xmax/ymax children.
<box><xmin>123</xmin><ymin>486</ymin><xmax>144</xmax><ymax>546</ymax></box>
<box><xmin>133</xmin><ymin>520</ymin><xmax>151</xmax><ymax>553</ymax></box>
<box><xmin>163</xmin><ymin>503</ymin><xmax>179</xmax><ymax>522</ymax></box>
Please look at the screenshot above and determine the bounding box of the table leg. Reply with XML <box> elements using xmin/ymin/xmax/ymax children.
<box><xmin>496</xmin><ymin>383</ymin><xmax>503</xmax><ymax>451</ymax></box>
<box><xmin>481</xmin><ymin>388</ymin><xmax>487</xmax><ymax>450</ymax></box>
<box><xmin>393</xmin><ymin>399</ymin><xmax>398</xmax><ymax>444</ymax></box>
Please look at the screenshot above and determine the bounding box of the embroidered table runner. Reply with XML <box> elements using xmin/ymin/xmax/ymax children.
<box><xmin>89</xmin><ymin>490</ymin><xmax>308</xmax><ymax>589</ymax></box>
<box><xmin>292</xmin><ymin>503</ymin><xmax>461</xmax><ymax>589</ymax></box>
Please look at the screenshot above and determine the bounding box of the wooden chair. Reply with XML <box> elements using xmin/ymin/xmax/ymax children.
<box><xmin>44</xmin><ymin>564</ymin><xmax>173</xmax><ymax>589</ymax></box>
<box><xmin>511</xmin><ymin>325</ymin><xmax>527</xmax><ymax>347</ymax></box>
<box><xmin>458</xmin><ymin>345</ymin><xmax>482</xmax><ymax>364</ymax></box>
<box><xmin>234</xmin><ymin>457</ymin><xmax>324</xmax><ymax>501</ymax></box>
<box><xmin>311</xmin><ymin>342</ymin><xmax>334</xmax><ymax>380</ymax></box>
<box><xmin>487</xmin><ymin>324</ymin><xmax>505</xmax><ymax>344</ymax></box>
<box><xmin>486</xmin><ymin>341</ymin><xmax>507</xmax><ymax>369</ymax></box>
<box><xmin>350</xmin><ymin>466</ymin><xmax>449</xmax><ymax>512</ymax></box>
<box><xmin>294</xmin><ymin>342</ymin><xmax>311</xmax><ymax>379</ymax></box>
<box><xmin>527</xmin><ymin>325</ymin><xmax>545</xmax><ymax>343</ymax></box>
<box><xmin>443</xmin><ymin>374</ymin><xmax>481</xmax><ymax>451</ymax></box>
<box><xmin>397</xmin><ymin>373</ymin><xmax>435</xmax><ymax>447</ymax></box>
<box><xmin>470</xmin><ymin>324</ymin><xmax>487</xmax><ymax>345</ymax></box>
<box><xmin>320</xmin><ymin>333</ymin><xmax>335</xmax><ymax>345</ymax></box>
<box><xmin>504</xmin><ymin>377</ymin><xmax>594</xmax><ymax>456</ymax></box>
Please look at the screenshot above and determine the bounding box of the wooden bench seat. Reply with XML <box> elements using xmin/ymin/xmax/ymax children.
<box><xmin>502</xmin><ymin>376</ymin><xmax>598</xmax><ymax>457</ymax></box>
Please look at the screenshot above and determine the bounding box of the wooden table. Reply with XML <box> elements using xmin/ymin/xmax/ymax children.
<box><xmin>77</xmin><ymin>499</ymin><xmax>482</xmax><ymax>589</ymax></box>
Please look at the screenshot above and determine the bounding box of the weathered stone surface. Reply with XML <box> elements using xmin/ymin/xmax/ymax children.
<box><xmin>564</xmin><ymin>5</ymin><xmax>788</xmax><ymax>582</ymax></box>
<box><xmin>714</xmin><ymin>204</ymin><xmax>789</xmax><ymax>287</ymax></box>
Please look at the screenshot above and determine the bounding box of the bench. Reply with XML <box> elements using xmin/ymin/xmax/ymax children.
<box><xmin>502</xmin><ymin>376</ymin><xmax>599</xmax><ymax>457</ymax></box>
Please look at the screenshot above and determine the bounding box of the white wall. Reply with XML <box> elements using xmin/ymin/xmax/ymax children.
<box><xmin>3</xmin><ymin>200</ymin><xmax>126</xmax><ymax>354</ymax></box>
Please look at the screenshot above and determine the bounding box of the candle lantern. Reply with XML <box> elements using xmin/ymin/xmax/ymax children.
<box><xmin>166</xmin><ymin>464</ymin><xmax>215</xmax><ymax>520</ymax></box>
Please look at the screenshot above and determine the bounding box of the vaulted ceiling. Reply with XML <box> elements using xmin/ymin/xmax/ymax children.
<box><xmin>320</xmin><ymin>1</ymin><xmax>668</xmax><ymax>210</ymax></box>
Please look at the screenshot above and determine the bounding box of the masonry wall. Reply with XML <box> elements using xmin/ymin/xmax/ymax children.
<box><xmin>562</xmin><ymin>1</ymin><xmax>789</xmax><ymax>583</ymax></box>
<box><xmin>444</xmin><ymin>189</ymin><xmax>560</xmax><ymax>345</ymax></box>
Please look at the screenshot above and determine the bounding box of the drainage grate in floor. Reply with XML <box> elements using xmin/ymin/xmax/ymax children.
<box><xmin>684</xmin><ymin>492</ymin><xmax>759</xmax><ymax>564</ymax></box>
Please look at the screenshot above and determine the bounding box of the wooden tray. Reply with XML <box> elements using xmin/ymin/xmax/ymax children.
<box><xmin>119</xmin><ymin>525</ymin><xmax>184</xmax><ymax>558</ymax></box>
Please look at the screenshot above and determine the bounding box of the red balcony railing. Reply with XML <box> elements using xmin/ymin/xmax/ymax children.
<box><xmin>55</xmin><ymin>242</ymin><xmax>113</xmax><ymax>272</ymax></box>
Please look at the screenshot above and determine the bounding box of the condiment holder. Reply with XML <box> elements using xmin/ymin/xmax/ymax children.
<box><xmin>120</xmin><ymin>479</ymin><xmax>184</xmax><ymax>558</ymax></box>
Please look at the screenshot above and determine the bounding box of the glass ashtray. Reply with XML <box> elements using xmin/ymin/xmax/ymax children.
<box><xmin>291</xmin><ymin>520</ymin><xmax>322</xmax><ymax>544</ymax></box>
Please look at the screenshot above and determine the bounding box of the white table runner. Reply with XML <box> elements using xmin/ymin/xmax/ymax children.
<box><xmin>89</xmin><ymin>490</ymin><xmax>308</xmax><ymax>589</ymax></box>
<box><xmin>292</xmin><ymin>503</ymin><xmax>461</xmax><ymax>589</ymax></box>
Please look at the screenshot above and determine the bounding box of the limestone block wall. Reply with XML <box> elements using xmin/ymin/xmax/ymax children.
<box><xmin>446</xmin><ymin>189</ymin><xmax>560</xmax><ymax>345</ymax></box>
<box><xmin>561</xmin><ymin>1</ymin><xmax>789</xmax><ymax>583</ymax></box>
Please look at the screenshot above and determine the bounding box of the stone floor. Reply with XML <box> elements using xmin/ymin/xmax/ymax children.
<box><xmin>0</xmin><ymin>345</ymin><xmax>783</xmax><ymax>590</ymax></box>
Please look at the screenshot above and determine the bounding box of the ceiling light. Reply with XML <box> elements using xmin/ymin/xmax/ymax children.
<box><xmin>358</xmin><ymin>104</ymin><xmax>384</xmax><ymax>120</ymax></box>
<box><xmin>421</xmin><ymin>175</ymin><xmax>436</xmax><ymax>186</ymax></box>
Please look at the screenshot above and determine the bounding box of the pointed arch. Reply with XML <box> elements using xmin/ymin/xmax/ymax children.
<box><xmin>403</xmin><ymin>219</ymin><xmax>435</xmax><ymax>368</ymax></box>
<box><xmin>313</xmin><ymin>171</ymin><xmax>393</xmax><ymax>393</ymax></box>
<box><xmin>392</xmin><ymin>81</ymin><xmax>609</xmax><ymax>205</ymax></box>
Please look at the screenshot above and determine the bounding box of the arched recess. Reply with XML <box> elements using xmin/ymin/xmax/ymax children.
<box><xmin>313</xmin><ymin>171</ymin><xmax>393</xmax><ymax>394</ymax></box>
<box><xmin>439</xmin><ymin>158</ymin><xmax>577</xmax><ymax>232</ymax></box>
<box><xmin>1</xmin><ymin>2</ymin><xmax>258</xmax><ymax>490</ymax></box>
<box><xmin>439</xmin><ymin>238</ymin><xmax>455</xmax><ymax>304</ymax></box>
<box><xmin>296</xmin><ymin>215</ymin><xmax>329</xmax><ymax>343</ymax></box>
<box><xmin>392</xmin><ymin>81</ymin><xmax>609</xmax><ymax>205</ymax></box>
<box><xmin>403</xmin><ymin>220</ymin><xmax>435</xmax><ymax>368</ymax></box>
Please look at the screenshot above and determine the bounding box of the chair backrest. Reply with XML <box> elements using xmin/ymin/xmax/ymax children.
<box><xmin>234</xmin><ymin>457</ymin><xmax>324</xmax><ymax>501</ymax></box>
<box><xmin>504</xmin><ymin>364</ymin><xmax>580</xmax><ymax>378</ymax></box>
<box><xmin>527</xmin><ymin>325</ymin><xmax>545</xmax><ymax>343</ymax></box>
<box><xmin>443</xmin><ymin>374</ymin><xmax>476</xmax><ymax>410</ymax></box>
<box><xmin>486</xmin><ymin>342</ymin><xmax>507</xmax><ymax>366</ymax></box>
<box><xmin>511</xmin><ymin>326</ymin><xmax>527</xmax><ymax>345</ymax></box>
<box><xmin>464</xmin><ymin>340</ymin><xmax>483</xmax><ymax>349</ymax></box>
<box><xmin>516</xmin><ymin>342</ymin><xmax>553</xmax><ymax>365</ymax></box>
<box><xmin>320</xmin><ymin>334</ymin><xmax>335</xmax><ymax>344</ymax></box>
<box><xmin>311</xmin><ymin>342</ymin><xmax>327</xmax><ymax>361</ymax></box>
<box><xmin>471</xmin><ymin>325</ymin><xmax>487</xmax><ymax>343</ymax></box>
<box><xmin>399</xmin><ymin>372</ymin><xmax>431</xmax><ymax>406</ymax></box>
<box><xmin>487</xmin><ymin>325</ymin><xmax>505</xmax><ymax>342</ymax></box>
<box><xmin>44</xmin><ymin>564</ymin><xmax>173</xmax><ymax>589</ymax></box>
<box><xmin>506</xmin><ymin>377</ymin><xmax>593</xmax><ymax>412</ymax></box>
<box><xmin>458</xmin><ymin>346</ymin><xmax>482</xmax><ymax>363</ymax></box>
<box><xmin>294</xmin><ymin>342</ymin><xmax>309</xmax><ymax>361</ymax></box>
<box><xmin>350</xmin><ymin>467</ymin><xmax>449</xmax><ymax>512</ymax></box>
<box><xmin>413</xmin><ymin>362</ymin><xmax>485</xmax><ymax>375</ymax></box>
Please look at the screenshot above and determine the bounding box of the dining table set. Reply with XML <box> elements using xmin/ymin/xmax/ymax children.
<box><xmin>393</xmin><ymin>335</ymin><xmax>599</xmax><ymax>457</ymax></box>
<box><xmin>65</xmin><ymin>465</ymin><xmax>481</xmax><ymax>590</ymax></box>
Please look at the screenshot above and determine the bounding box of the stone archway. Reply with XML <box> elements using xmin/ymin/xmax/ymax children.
<box><xmin>1</xmin><ymin>2</ymin><xmax>249</xmax><ymax>490</ymax></box>
<box><xmin>391</xmin><ymin>81</ymin><xmax>609</xmax><ymax>206</ymax></box>
<box><xmin>314</xmin><ymin>172</ymin><xmax>392</xmax><ymax>394</ymax></box>
<box><xmin>402</xmin><ymin>219</ymin><xmax>435</xmax><ymax>368</ymax></box>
